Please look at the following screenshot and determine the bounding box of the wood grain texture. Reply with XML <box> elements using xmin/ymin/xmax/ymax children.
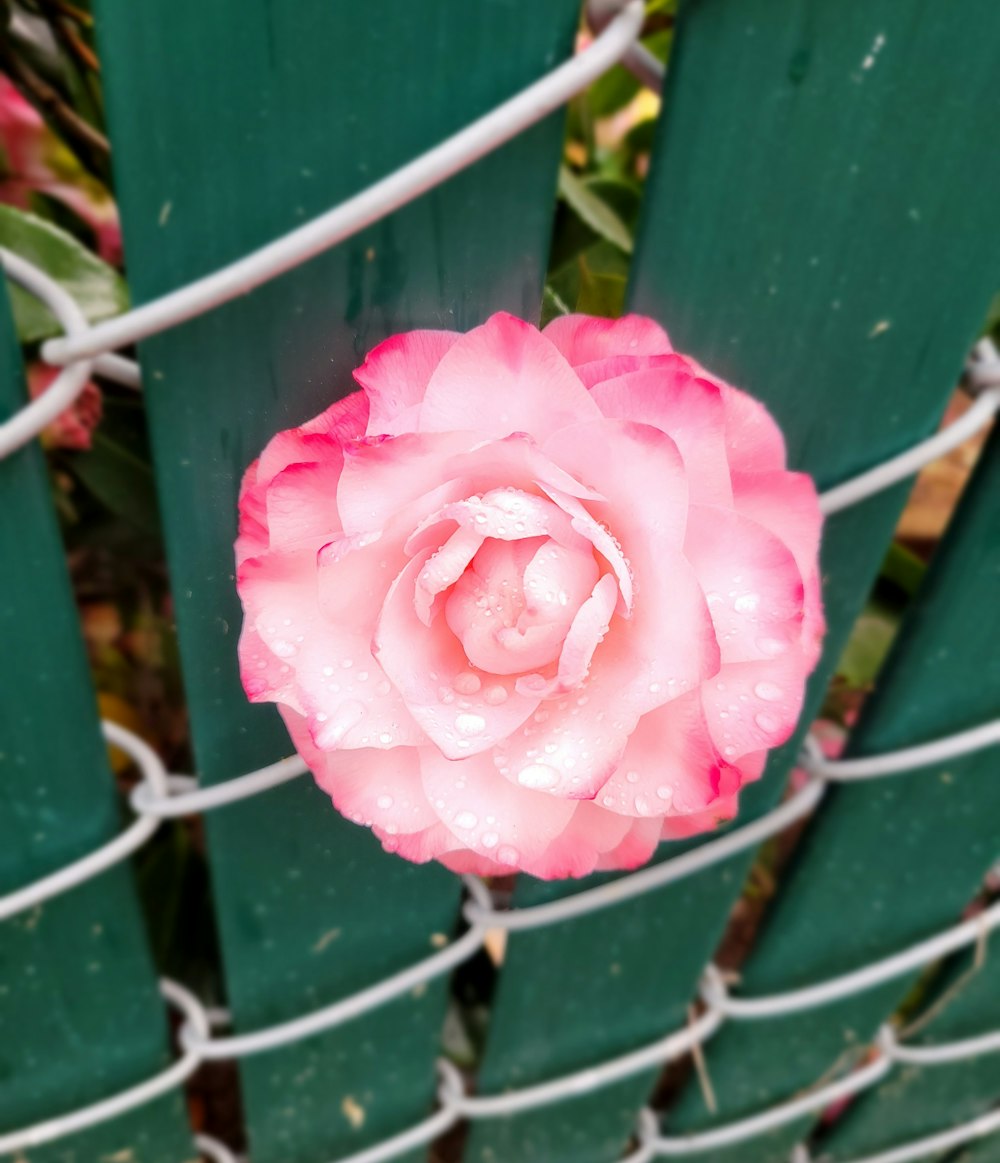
<box><xmin>463</xmin><ymin>1</ymin><xmax>1000</xmax><ymax>1160</ymax></box>
<box><xmin>0</xmin><ymin>289</ymin><xmax>194</xmax><ymax>1160</ymax></box>
<box><xmin>94</xmin><ymin>2</ymin><xmax>578</xmax><ymax>1159</ymax></box>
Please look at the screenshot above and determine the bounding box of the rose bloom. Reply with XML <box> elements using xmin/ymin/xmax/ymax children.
<box><xmin>236</xmin><ymin>313</ymin><xmax>824</xmax><ymax>879</ymax></box>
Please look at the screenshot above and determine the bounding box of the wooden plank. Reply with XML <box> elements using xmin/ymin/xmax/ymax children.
<box><xmin>463</xmin><ymin>2</ymin><xmax>1000</xmax><ymax>1160</ymax></box>
<box><xmin>814</xmin><ymin>933</ymin><xmax>1000</xmax><ymax>1161</ymax></box>
<box><xmin>660</xmin><ymin>422</ymin><xmax>1000</xmax><ymax>1163</ymax></box>
<box><xmin>94</xmin><ymin>2</ymin><xmax>578</xmax><ymax>1159</ymax></box>
<box><xmin>0</xmin><ymin>290</ymin><xmax>194</xmax><ymax>1159</ymax></box>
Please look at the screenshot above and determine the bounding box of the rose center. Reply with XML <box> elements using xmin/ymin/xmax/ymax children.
<box><xmin>445</xmin><ymin>535</ymin><xmax>599</xmax><ymax>675</ymax></box>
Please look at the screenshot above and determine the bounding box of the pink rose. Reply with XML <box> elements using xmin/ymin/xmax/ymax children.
<box><xmin>27</xmin><ymin>362</ymin><xmax>102</xmax><ymax>451</ymax></box>
<box><xmin>236</xmin><ymin>313</ymin><xmax>824</xmax><ymax>879</ymax></box>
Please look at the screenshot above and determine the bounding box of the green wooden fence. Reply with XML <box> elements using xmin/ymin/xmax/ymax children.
<box><xmin>1</xmin><ymin>1</ymin><xmax>998</xmax><ymax>1162</ymax></box>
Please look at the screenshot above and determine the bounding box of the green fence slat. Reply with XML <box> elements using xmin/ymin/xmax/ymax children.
<box><xmin>94</xmin><ymin>2</ymin><xmax>578</xmax><ymax>1159</ymax></box>
<box><xmin>814</xmin><ymin>933</ymin><xmax>1000</xmax><ymax>1162</ymax></box>
<box><xmin>0</xmin><ymin>291</ymin><xmax>195</xmax><ymax>1159</ymax></box>
<box><xmin>463</xmin><ymin>2</ymin><xmax>1000</xmax><ymax>1160</ymax></box>
<box><xmin>658</xmin><ymin>421</ymin><xmax>1000</xmax><ymax>1163</ymax></box>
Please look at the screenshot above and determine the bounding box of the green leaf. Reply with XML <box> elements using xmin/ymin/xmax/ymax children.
<box><xmin>66</xmin><ymin>416</ymin><xmax>161</xmax><ymax>534</ymax></box>
<box><xmin>879</xmin><ymin>540</ymin><xmax>927</xmax><ymax>599</ymax></box>
<box><xmin>0</xmin><ymin>205</ymin><xmax>128</xmax><ymax>343</ymax></box>
<box><xmin>557</xmin><ymin>166</ymin><xmax>633</xmax><ymax>254</ymax></box>
<box><xmin>835</xmin><ymin>601</ymin><xmax>898</xmax><ymax>690</ymax></box>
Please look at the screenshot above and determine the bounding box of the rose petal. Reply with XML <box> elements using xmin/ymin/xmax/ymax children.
<box><xmin>242</xmin><ymin>542</ymin><xmax>423</xmax><ymax>751</ymax></box>
<box><xmin>419</xmin><ymin>747</ymin><xmax>585</xmax><ymax>877</ymax></box>
<box><xmin>718</xmin><ymin>383</ymin><xmax>787</xmax><ymax>474</ymax></box>
<box><xmin>236</xmin><ymin>458</ymin><xmax>269</xmax><ymax>565</ymax></box>
<box><xmin>683</xmin><ymin>504</ymin><xmax>806</xmax><ymax>665</ymax></box>
<box><xmin>445</xmin><ymin>538</ymin><xmax>599</xmax><ymax>677</ymax></box>
<box><xmin>732</xmin><ymin>470</ymin><xmax>825</xmax><ymax>667</ymax></box>
<box><xmin>264</xmin><ymin>456</ymin><xmax>345</xmax><ymax>553</ymax></box>
<box><xmin>420</xmin><ymin>312</ymin><xmax>602</xmax><ymax>440</ymax></box>
<box><xmin>598</xmin><ymin>692</ymin><xmax>724</xmax><ymax>817</ymax></box>
<box><xmin>659</xmin><ymin>754</ymin><xmax>762</xmax><ymax>840</ymax></box>
<box><xmin>542</xmin><ymin>313</ymin><xmax>671</xmax><ymax>366</ymax></box>
<box><xmin>300</xmin><ymin>388</ymin><xmax>370</xmax><ymax>441</ymax></box>
<box><xmin>594</xmin><ymin>816</ymin><xmax>663</xmax><ymax>871</ymax></box>
<box><xmin>258</xmin><ymin>393</ymin><xmax>365</xmax><ymax>486</ymax></box>
<box><xmin>517</xmin><ymin>572</ymin><xmax>618</xmax><ymax>697</ymax></box>
<box><xmin>700</xmin><ymin>650</ymin><xmax>809</xmax><ymax>759</ymax></box>
<box><xmin>590</xmin><ymin>366</ymin><xmax>733</xmax><ymax>506</ymax></box>
<box><xmin>354</xmin><ymin>330</ymin><xmax>459</xmax><ymax>436</ymax></box>
<box><xmin>283</xmin><ymin>708</ymin><xmax>440</xmax><ymax>831</ymax></box>
<box><xmin>335</xmin><ymin>430</ymin><xmax>485</xmax><ymax>534</ymax></box>
<box><xmin>543</xmin><ymin>419</ymin><xmax>689</xmax><ymax>556</ymax></box>
<box><xmin>375</xmin><ymin>550</ymin><xmax>542</xmax><ymax>758</ymax></box>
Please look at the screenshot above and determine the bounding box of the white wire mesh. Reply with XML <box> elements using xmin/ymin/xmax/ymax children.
<box><xmin>0</xmin><ymin>0</ymin><xmax>997</xmax><ymax>1159</ymax></box>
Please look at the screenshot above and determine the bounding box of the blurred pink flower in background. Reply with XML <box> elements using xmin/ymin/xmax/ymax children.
<box><xmin>27</xmin><ymin>362</ymin><xmax>102</xmax><ymax>450</ymax></box>
<box><xmin>0</xmin><ymin>75</ymin><xmax>121</xmax><ymax>265</ymax></box>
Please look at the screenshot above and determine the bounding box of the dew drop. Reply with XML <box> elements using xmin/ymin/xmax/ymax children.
<box><xmin>734</xmin><ymin>592</ymin><xmax>760</xmax><ymax>613</ymax></box>
<box><xmin>625</xmin><ymin>770</ymin><xmax>640</xmax><ymax>784</ymax></box>
<box><xmin>453</xmin><ymin>671</ymin><xmax>482</xmax><ymax>695</ymax></box>
<box><xmin>455</xmin><ymin>712</ymin><xmax>487</xmax><ymax>736</ymax></box>
<box><xmin>755</xmin><ymin>711</ymin><xmax>781</xmax><ymax>734</ymax></box>
<box><xmin>754</xmin><ymin>681</ymin><xmax>784</xmax><ymax>702</ymax></box>
<box><xmin>455</xmin><ymin>810</ymin><xmax>478</xmax><ymax>829</ymax></box>
<box><xmin>517</xmin><ymin>763</ymin><xmax>559</xmax><ymax>790</ymax></box>
<box><xmin>322</xmin><ymin>665</ymin><xmax>335</xmax><ymax>677</ymax></box>
<box><xmin>481</xmin><ymin>831</ymin><xmax>499</xmax><ymax>849</ymax></box>
<box><xmin>376</xmin><ymin>794</ymin><xmax>394</xmax><ymax>809</ymax></box>
<box><xmin>757</xmin><ymin>636</ymin><xmax>788</xmax><ymax>657</ymax></box>
<box><xmin>656</xmin><ymin>785</ymin><xmax>673</xmax><ymax>802</ymax></box>
<box><xmin>378</xmin><ymin>732</ymin><xmax>393</xmax><ymax>745</ymax></box>
<box><xmin>497</xmin><ymin>845</ymin><xmax>520</xmax><ymax>866</ymax></box>
<box><xmin>376</xmin><ymin>679</ymin><xmax>392</xmax><ymax>695</ymax></box>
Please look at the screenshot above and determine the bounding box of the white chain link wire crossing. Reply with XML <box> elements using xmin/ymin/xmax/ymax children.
<box><xmin>1</xmin><ymin>0</ymin><xmax>999</xmax><ymax>1160</ymax></box>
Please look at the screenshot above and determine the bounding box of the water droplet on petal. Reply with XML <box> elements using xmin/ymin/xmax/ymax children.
<box><xmin>755</xmin><ymin>711</ymin><xmax>781</xmax><ymax>734</ymax></box>
<box><xmin>656</xmin><ymin>785</ymin><xmax>673</xmax><ymax>802</ymax></box>
<box><xmin>455</xmin><ymin>810</ymin><xmax>478</xmax><ymax>829</ymax></box>
<box><xmin>497</xmin><ymin>845</ymin><xmax>520</xmax><ymax>866</ymax></box>
<box><xmin>734</xmin><ymin>593</ymin><xmax>760</xmax><ymax>613</ymax></box>
<box><xmin>455</xmin><ymin>712</ymin><xmax>487</xmax><ymax>736</ymax></box>
<box><xmin>483</xmin><ymin>685</ymin><xmax>508</xmax><ymax>706</ymax></box>
<box><xmin>625</xmin><ymin>770</ymin><xmax>639</xmax><ymax>784</ymax></box>
<box><xmin>517</xmin><ymin>763</ymin><xmax>559</xmax><ymax>790</ymax></box>
<box><xmin>376</xmin><ymin>794</ymin><xmax>394</xmax><ymax>809</ymax></box>
<box><xmin>757</xmin><ymin>636</ymin><xmax>788</xmax><ymax>657</ymax></box>
<box><xmin>453</xmin><ymin>671</ymin><xmax>482</xmax><ymax>695</ymax></box>
<box><xmin>754</xmin><ymin>681</ymin><xmax>784</xmax><ymax>702</ymax></box>
<box><xmin>481</xmin><ymin>831</ymin><xmax>499</xmax><ymax>849</ymax></box>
